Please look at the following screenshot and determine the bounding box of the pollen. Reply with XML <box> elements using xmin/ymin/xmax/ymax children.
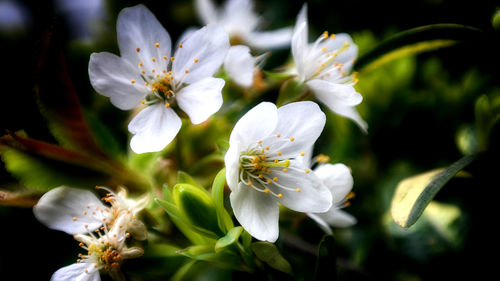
<box><xmin>155</xmin><ymin>42</ymin><xmax>160</xmax><ymax>48</ymax></box>
<box><xmin>138</xmin><ymin>62</ymin><xmax>143</xmax><ymax>67</ymax></box>
<box><xmin>194</xmin><ymin>58</ymin><xmax>199</xmax><ymax>63</ymax></box>
<box><xmin>130</xmin><ymin>79</ymin><xmax>135</xmax><ymax>84</ymax></box>
<box><xmin>163</xmin><ymin>56</ymin><xmax>167</xmax><ymax>60</ymax></box>
<box><xmin>84</xmin><ymin>269</ymin><xmax>89</xmax><ymax>274</ymax></box>
<box><xmin>296</xmin><ymin>188</ymin><xmax>301</xmax><ymax>192</ymax></box>
<box><xmin>300</xmin><ymin>152</ymin><xmax>305</xmax><ymax>156</ymax></box>
<box><xmin>170</xmin><ymin>57</ymin><xmax>175</xmax><ymax>61</ymax></box>
<box><xmin>273</xmin><ymin>177</ymin><xmax>278</xmax><ymax>182</ymax></box>
<box><xmin>277</xmin><ymin>152</ymin><xmax>282</xmax><ymax>156</ymax></box>
<box><xmin>274</xmin><ymin>159</ymin><xmax>278</xmax><ymax>163</ymax></box>
<box><xmin>141</xmin><ymin>70</ymin><xmax>146</xmax><ymax>74</ymax></box>
<box><xmin>152</xmin><ymin>57</ymin><xmax>156</xmax><ymax>62</ymax></box>
<box><xmin>248</xmin><ymin>181</ymin><xmax>253</xmax><ymax>186</ymax></box>
<box><xmin>283</xmin><ymin>168</ymin><xmax>287</xmax><ymax>172</ymax></box>
<box><xmin>264</xmin><ymin>189</ymin><xmax>270</xmax><ymax>194</ymax></box>
<box><xmin>258</xmin><ymin>174</ymin><xmax>263</xmax><ymax>179</ymax></box>
<box><xmin>278</xmin><ymin>193</ymin><xmax>283</xmax><ymax>198</ymax></box>
<box><xmin>144</xmin><ymin>82</ymin><xmax>149</xmax><ymax>86</ymax></box>
<box><xmin>330</xmin><ymin>34</ymin><xmax>336</xmax><ymax>39</ymax></box>
<box><xmin>305</xmin><ymin>169</ymin><xmax>310</xmax><ymax>174</ymax></box>
<box><xmin>322</xmin><ymin>31</ymin><xmax>329</xmax><ymax>39</ymax></box>
<box><xmin>185</xmin><ymin>69</ymin><xmax>189</xmax><ymax>74</ymax></box>
<box><xmin>136</xmin><ymin>47</ymin><xmax>140</xmax><ymax>52</ymax></box>
<box><xmin>289</xmin><ymin>137</ymin><xmax>295</xmax><ymax>141</ymax></box>
<box><xmin>178</xmin><ymin>43</ymin><xmax>183</xmax><ymax>48</ymax></box>
<box><xmin>151</xmin><ymin>69</ymin><xmax>155</xmax><ymax>73</ymax></box>
<box><xmin>276</xmin><ymin>133</ymin><xmax>281</xmax><ymax>138</ymax></box>
<box><xmin>258</xmin><ymin>140</ymin><xmax>263</xmax><ymax>144</ymax></box>
<box><xmin>165</xmin><ymin>103</ymin><xmax>170</xmax><ymax>108</ymax></box>
<box><xmin>265</xmin><ymin>146</ymin><xmax>270</xmax><ymax>150</ymax></box>
<box><xmin>72</xmin><ymin>217</ymin><xmax>77</xmax><ymax>221</ymax></box>
<box><xmin>321</xmin><ymin>47</ymin><xmax>327</xmax><ymax>52</ymax></box>
<box><xmin>267</xmin><ymin>179</ymin><xmax>272</xmax><ymax>183</ymax></box>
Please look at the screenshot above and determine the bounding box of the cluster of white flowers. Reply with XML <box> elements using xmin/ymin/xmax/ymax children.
<box><xmin>34</xmin><ymin>186</ymin><xmax>149</xmax><ymax>281</ymax></box>
<box><xmin>34</xmin><ymin>3</ymin><xmax>363</xmax><ymax>280</ymax></box>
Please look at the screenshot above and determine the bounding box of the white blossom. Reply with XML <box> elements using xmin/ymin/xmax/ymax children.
<box><xmin>88</xmin><ymin>5</ymin><xmax>229</xmax><ymax>153</ymax></box>
<box><xmin>291</xmin><ymin>5</ymin><xmax>368</xmax><ymax>132</ymax></box>
<box><xmin>195</xmin><ymin>0</ymin><xmax>292</xmax><ymax>50</ymax></box>
<box><xmin>224</xmin><ymin>45</ymin><xmax>268</xmax><ymax>88</ymax></box>
<box><xmin>224</xmin><ymin>101</ymin><xmax>332</xmax><ymax>242</ymax></box>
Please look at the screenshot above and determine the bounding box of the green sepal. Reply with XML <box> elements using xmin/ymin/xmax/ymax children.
<box><xmin>211</xmin><ymin>168</ymin><xmax>234</xmax><ymax>233</ymax></box>
<box><xmin>215</xmin><ymin>226</ymin><xmax>243</xmax><ymax>253</ymax></box>
<box><xmin>251</xmin><ymin>242</ymin><xmax>293</xmax><ymax>275</ymax></box>
<box><xmin>276</xmin><ymin>78</ymin><xmax>308</xmax><ymax>107</ymax></box>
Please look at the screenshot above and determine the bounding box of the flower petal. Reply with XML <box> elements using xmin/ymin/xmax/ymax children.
<box><xmin>33</xmin><ymin>186</ymin><xmax>106</xmax><ymax>234</ymax></box>
<box><xmin>176</xmin><ymin>77</ymin><xmax>225</xmax><ymax>124</ymax></box>
<box><xmin>224</xmin><ymin>45</ymin><xmax>254</xmax><ymax>88</ymax></box>
<box><xmin>314</xmin><ymin>163</ymin><xmax>353</xmax><ymax>204</ymax></box>
<box><xmin>172</xmin><ymin>24</ymin><xmax>229</xmax><ymax>85</ymax></box>
<box><xmin>307</xmin><ymin>213</ymin><xmax>332</xmax><ymax>234</ymax></box>
<box><xmin>325</xmin><ymin>102</ymin><xmax>368</xmax><ymax>133</ymax></box>
<box><xmin>224</xmin><ymin>142</ymin><xmax>241</xmax><ymax>191</ymax></box>
<box><xmin>270</xmin><ymin>161</ymin><xmax>332</xmax><ymax>213</ymax></box>
<box><xmin>128</xmin><ymin>104</ymin><xmax>182</xmax><ymax>153</ymax></box>
<box><xmin>319</xmin><ymin>33</ymin><xmax>358</xmax><ymax>69</ymax></box>
<box><xmin>221</xmin><ymin>0</ymin><xmax>259</xmax><ymax>34</ymax></box>
<box><xmin>89</xmin><ymin>52</ymin><xmax>148</xmax><ymax>110</ymax></box>
<box><xmin>51</xmin><ymin>262</ymin><xmax>100</xmax><ymax>281</ymax></box>
<box><xmin>116</xmin><ymin>4</ymin><xmax>171</xmax><ymax>71</ymax></box>
<box><xmin>312</xmin><ymin>209</ymin><xmax>357</xmax><ymax>228</ymax></box>
<box><xmin>291</xmin><ymin>4</ymin><xmax>308</xmax><ymax>80</ymax></box>
<box><xmin>244</xmin><ymin>27</ymin><xmax>293</xmax><ymax>50</ymax></box>
<box><xmin>230</xmin><ymin>182</ymin><xmax>279</xmax><ymax>242</ymax></box>
<box><xmin>307</xmin><ymin>79</ymin><xmax>362</xmax><ymax>107</ymax></box>
<box><xmin>229</xmin><ymin>102</ymin><xmax>278</xmax><ymax>149</ymax></box>
<box><xmin>195</xmin><ymin>0</ymin><xmax>219</xmax><ymax>24</ymax></box>
<box><xmin>271</xmin><ymin>101</ymin><xmax>326</xmax><ymax>157</ymax></box>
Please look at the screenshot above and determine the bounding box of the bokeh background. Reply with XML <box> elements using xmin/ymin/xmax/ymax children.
<box><xmin>1</xmin><ymin>0</ymin><xmax>498</xmax><ymax>280</ymax></box>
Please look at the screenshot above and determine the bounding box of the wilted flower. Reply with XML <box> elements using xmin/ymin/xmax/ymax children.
<box><xmin>306</xmin><ymin>157</ymin><xmax>357</xmax><ymax>233</ymax></box>
<box><xmin>89</xmin><ymin>5</ymin><xmax>229</xmax><ymax>153</ymax></box>
<box><xmin>291</xmin><ymin>5</ymin><xmax>368</xmax><ymax>132</ymax></box>
<box><xmin>224</xmin><ymin>101</ymin><xmax>332</xmax><ymax>242</ymax></box>
<box><xmin>34</xmin><ymin>186</ymin><xmax>149</xmax><ymax>240</ymax></box>
<box><xmin>50</xmin><ymin>214</ymin><xmax>144</xmax><ymax>281</ymax></box>
<box><xmin>195</xmin><ymin>0</ymin><xmax>292</xmax><ymax>49</ymax></box>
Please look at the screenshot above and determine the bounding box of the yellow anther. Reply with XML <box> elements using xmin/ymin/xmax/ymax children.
<box><xmin>305</xmin><ymin>169</ymin><xmax>310</xmax><ymax>174</ymax></box>
<box><xmin>258</xmin><ymin>140</ymin><xmax>263</xmax><ymax>144</ymax></box>
<box><xmin>261</xmin><ymin>149</ymin><xmax>265</xmax><ymax>153</ymax></box>
<box><xmin>273</xmin><ymin>177</ymin><xmax>278</xmax><ymax>182</ymax></box>
<box><xmin>261</xmin><ymin>155</ymin><xmax>267</xmax><ymax>160</ymax></box>
<box><xmin>178</xmin><ymin>43</ymin><xmax>183</xmax><ymax>48</ymax></box>
<box><xmin>130</xmin><ymin>79</ymin><xmax>135</xmax><ymax>84</ymax></box>
<box><xmin>144</xmin><ymin>82</ymin><xmax>149</xmax><ymax>86</ymax></box>
<box><xmin>79</xmin><ymin>242</ymin><xmax>84</xmax><ymax>247</ymax></box>
<box><xmin>330</xmin><ymin>34</ymin><xmax>336</xmax><ymax>39</ymax></box>
<box><xmin>185</xmin><ymin>69</ymin><xmax>189</xmax><ymax>74</ymax></box>
<box><xmin>136</xmin><ymin>47</ymin><xmax>140</xmax><ymax>52</ymax></box>
<box><xmin>277</xmin><ymin>152</ymin><xmax>282</xmax><ymax>156</ymax></box>
<box><xmin>276</xmin><ymin>133</ymin><xmax>281</xmax><ymax>138</ymax></box>
<box><xmin>162</xmin><ymin>70</ymin><xmax>166</xmax><ymax>73</ymax></box>
<box><xmin>278</xmin><ymin>193</ymin><xmax>283</xmax><ymax>198</ymax></box>
<box><xmin>346</xmin><ymin>192</ymin><xmax>356</xmax><ymax>200</ymax></box>
<box><xmin>141</xmin><ymin>70</ymin><xmax>146</xmax><ymax>74</ymax></box>
<box><xmin>152</xmin><ymin>57</ymin><xmax>156</xmax><ymax>62</ymax></box>
<box><xmin>264</xmin><ymin>189</ymin><xmax>270</xmax><ymax>194</ymax></box>
<box><xmin>152</xmin><ymin>87</ymin><xmax>157</xmax><ymax>92</ymax></box>
<box><xmin>267</xmin><ymin>179</ymin><xmax>272</xmax><ymax>183</ymax></box>
<box><xmin>321</xmin><ymin>47</ymin><xmax>327</xmax><ymax>52</ymax></box>
<box><xmin>194</xmin><ymin>58</ymin><xmax>199</xmax><ymax>63</ymax></box>
<box><xmin>296</xmin><ymin>188</ymin><xmax>301</xmax><ymax>192</ymax></box>
<box><xmin>72</xmin><ymin>217</ymin><xmax>77</xmax><ymax>221</ymax></box>
<box><xmin>152</xmin><ymin>69</ymin><xmax>155</xmax><ymax>73</ymax></box>
<box><xmin>84</xmin><ymin>269</ymin><xmax>89</xmax><ymax>274</ymax></box>
<box><xmin>341</xmin><ymin>70</ymin><xmax>346</xmax><ymax>76</ymax></box>
<box><xmin>170</xmin><ymin>57</ymin><xmax>175</xmax><ymax>61</ymax></box>
<box><xmin>267</xmin><ymin>169</ymin><xmax>271</xmax><ymax>173</ymax></box>
<box><xmin>165</xmin><ymin>103</ymin><xmax>170</xmax><ymax>108</ymax></box>
<box><xmin>163</xmin><ymin>56</ymin><xmax>167</xmax><ymax>60</ymax></box>
<box><xmin>258</xmin><ymin>174</ymin><xmax>263</xmax><ymax>179</ymax></box>
<box><xmin>139</xmin><ymin>62</ymin><xmax>143</xmax><ymax>67</ymax></box>
<box><xmin>265</xmin><ymin>146</ymin><xmax>270</xmax><ymax>150</ymax></box>
<box><xmin>126</xmin><ymin>233</ymin><xmax>131</xmax><ymax>239</ymax></box>
<box><xmin>289</xmin><ymin>137</ymin><xmax>295</xmax><ymax>141</ymax></box>
<box><xmin>283</xmin><ymin>168</ymin><xmax>287</xmax><ymax>172</ymax></box>
<box><xmin>300</xmin><ymin>152</ymin><xmax>305</xmax><ymax>156</ymax></box>
<box><xmin>155</xmin><ymin>42</ymin><xmax>160</xmax><ymax>48</ymax></box>
<box><xmin>248</xmin><ymin>181</ymin><xmax>253</xmax><ymax>186</ymax></box>
<box><xmin>322</xmin><ymin>31</ymin><xmax>329</xmax><ymax>39</ymax></box>
<box><xmin>274</xmin><ymin>159</ymin><xmax>278</xmax><ymax>163</ymax></box>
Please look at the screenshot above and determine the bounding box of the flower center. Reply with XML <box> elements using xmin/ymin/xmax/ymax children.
<box><xmin>76</xmin><ymin>233</ymin><xmax>125</xmax><ymax>273</ymax></box>
<box><xmin>239</xmin><ymin>134</ymin><xmax>307</xmax><ymax>198</ymax></box>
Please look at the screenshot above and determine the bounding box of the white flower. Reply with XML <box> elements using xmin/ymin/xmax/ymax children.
<box><xmin>224</xmin><ymin>45</ymin><xmax>268</xmax><ymax>88</ymax></box>
<box><xmin>291</xmin><ymin>5</ymin><xmax>368</xmax><ymax>132</ymax></box>
<box><xmin>196</xmin><ymin>0</ymin><xmax>292</xmax><ymax>50</ymax></box>
<box><xmin>224</xmin><ymin>101</ymin><xmax>332</xmax><ymax>242</ymax></box>
<box><xmin>88</xmin><ymin>5</ymin><xmax>229</xmax><ymax>153</ymax></box>
<box><xmin>33</xmin><ymin>186</ymin><xmax>149</xmax><ymax>240</ymax></box>
<box><xmin>50</xmin><ymin>214</ymin><xmax>144</xmax><ymax>281</ymax></box>
<box><xmin>307</xmin><ymin>162</ymin><xmax>357</xmax><ymax>234</ymax></box>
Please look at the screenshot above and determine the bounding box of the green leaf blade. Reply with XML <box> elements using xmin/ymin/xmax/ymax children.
<box><xmin>251</xmin><ymin>242</ymin><xmax>293</xmax><ymax>275</ymax></box>
<box><xmin>211</xmin><ymin>168</ymin><xmax>234</xmax><ymax>233</ymax></box>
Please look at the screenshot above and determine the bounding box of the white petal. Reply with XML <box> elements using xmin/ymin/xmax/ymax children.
<box><xmin>229</xmin><ymin>102</ymin><xmax>278</xmax><ymax>149</ymax></box>
<box><xmin>116</xmin><ymin>4</ymin><xmax>171</xmax><ymax>70</ymax></box>
<box><xmin>224</xmin><ymin>141</ymin><xmax>241</xmax><ymax>191</ymax></box>
<box><xmin>307</xmin><ymin>79</ymin><xmax>362</xmax><ymax>107</ymax></box>
<box><xmin>320</xmin><ymin>33</ymin><xmax>358</xmax><ymax>68</ymax></box>
<box><xmin>128</xmin><ymin>104</ymin><xmax>182</xmax><ymax>153</ymax></box>
<box><xmin>195</xmin><ymin>0</ymin><xmax>219</xmax><ymax>24</ymax></box>
<box><xmin>270</xmin><ymin>161</ymin><xmax>332</xmax><ymax>213</ymax></box>
<box><xmin>230</xmin><ymin>182</ymin><xmax>279</xmax><ymax>242</ymax></box>
<box><xmin>176</xmin><ymin>77</ymin><xmax>224</xmax><ymax>124</ymax></box>
<box><xmin>177</xmin><ymin>27</ymin><xmax>198</xmax><ymax>46</ymax></box>
<box><xmin>51</xmin><ymin>263</ymin><xmax>100</xmax><ymax>281</ymax></box>
<box><xmin>272</xmin><ymin>101</ymin><xmax>326</xmax><ymax>157</ymax></box>
<box><xmin>172</xmin><ymin>24</ymin><xmax>229</xmax><ymax>84</ymax></box>
<box><xmin>221</xmin><ymin>0</ymin><xmax>259</xmax><ymax>34</ymax></box>
<box><xmin>307</xmin><ymin>213</ymin><xmax>332</xmax><ymax>234</ymax></box>
<box><xmin>89</xmin><ymin>52</ymin><xmax>148</xmax><ymax>110</ymax></box>
<box><xmin>326</xmin><ymin>103</ymin><xmax>368</xmax><ymax>133</ymax></box>
<box><xmin>313</xmin><ymin>209</ymin><xmax>357</xmax><ymax>228</ymax></box>
<box><xmin>314</xmin><ymin>163</ymin><xmax>353</xmax><ymax>204</ymax></box>
<box><xmin>224</xmin><ymin>45</ymin><xmax>254</xmax><ymax>88</ymax></box>
<box><xmin>33</xmin><ymin>186</ymin><xmax>106</xmax><ymax>234</ymax></box>
<box><xmin>244</xmin><ymin>27</ymin><xmax>293</xmax><ymax>50</ymax></box>
<box><xmin>291</xmin><ymin>4</ymin><xmax>308</xmax><ymax>80</ymax></box>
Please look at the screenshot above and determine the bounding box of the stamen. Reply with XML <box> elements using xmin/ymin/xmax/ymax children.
<box><xmin>282</xmin><ymin>168</ymin><xmax>287</xmax><ymax>172</ymax></box>
<box><xmin>276</xmin><ymin>133</ymin><xmax>281</xmax><ymax>138</ymax></box>
<box><xmin>185</xmin><ymin>69</ymin><xmax>189</xmax><ymax>74</ymax></box>
<box><xmin>278</xmin><ymin>193</ymin><xmax>283</xmax><ymax>198</ymax></box>
<box><xmin>194</xmin><ymin>58</ymin><xmax>199</xmax><ymax>63</ymax></box>
<box><xmin>296</xmin><ymin>188</ymin><xmax>301</xmax><ymax>192</ymax></box>
<box><xmin>165</xmin><ymin>103</ymin><xmax>170</xmax><ymax>108</ymax></box>
<box><xmin>154</xmin><ymin>43</ymin><xmax>160</xmax><ymax>48</ymax></box>
<box><xmin>305</xmin><ymin>169</ymin><xmax>310</xmax><ymax>174</ymax></box>
<box><xmin>178</xmin><ymin>43</ymin><xmax>183</xmax><ymax>48</ymax></box>
<box><xmin>300</xmin><ymin>152</ymin><xmax>305</xmax><ymax>156</ymax></box>
<box><xmin>130</xmin><ymin>79</ymin><xmax>135</xmax><ymax>84</ymax></box>
<box><xmin>289</xmin><ymin>137</ymin><xmax>295</xmax><ymax>141</ymax></box>
<box><xmin>136</xmin><ymin>48</ymin><xmax>140</xmax><ymax>52</ymax></box>
<box><xmin>73</xmin><ymin>217</ymin><xmax>77</xmax><ymax>221</ymax></box>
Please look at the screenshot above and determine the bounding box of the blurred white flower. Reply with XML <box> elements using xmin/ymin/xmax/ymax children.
<box><xmin>195</xmin><ymin>0</ymin><xmax>292</xmax><ymax>50</ymax></box>
<box><xmin>224</xmin><ymin>101</ymin><xmax>332</xmax><ymax>242</ymax></box>
<box><xmin>0</xmin><ymin>0</ymin><xmax>30</xmax><ymax>33</ymax></box>
<box><xmin>224</xmin><ymin>45</ymin><xmax>268</xmax><ymax>88</ymax></box>
<box><xmin>291</xmin><ymin>5</ymin><xmax>368</xmax><ymax>132</ymax></box>
<box><xmin>307</xmin><ymin>161</ymin><xmax>357</xmax><ymax>233</ymax></box>
<box><xmin>33</xmin><ymin>186</ymin><xmax>149</xmax><ymax>240</ymax></box>
<box><xmin>50</xmin><ymin>214</ymin><xmax>144</xmax><ymax>281</ymax></box>
<box><xmin>88</xmin><ymin>5</ymin><xmax>229</xmax><ymax>153</ymax></box>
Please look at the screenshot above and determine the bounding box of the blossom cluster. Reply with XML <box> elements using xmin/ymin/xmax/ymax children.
<box><xmin>33</xmin><ymin>0</ymin><xmax>364</xmax><ymax>279</ymax></box>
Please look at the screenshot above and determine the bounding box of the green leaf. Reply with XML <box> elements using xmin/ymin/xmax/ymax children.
<box><xmin>251</xmin><ymin>242</ymin><xmax>293</xmax><ymax>275</ymax></box>
<box><xmin>211</xmin><ymin>168</ymin><xmax>234</xmax><ymax>233</ymax></box>
<box><xmin>241</xmin><ymin>230</ymin><xmax>253</xmax><ymax>249</ymax></box>
<box><xmin>173</xmin><ymin>184</ymin><xmax>222</xmax><ymax>237</ymax></box>
<box><xmin>314</xmin><ymin>235</ymin><xmax>337</xmax><ymax>281</ymax></box>
<box><xmin>276</xmin><ymin>78</ymin><xmax>308</xmax><ymax>107</ymax></box>
<box><xmin>177</xmin><ymin>171</ymin><xmax>204</xmax><ymax>190</ymax></box>
<box><xmin>215</xmin><ymin>226</ymin><xmax>243</xmax><ymax>253</ymax></box>
<box><xmin>391</xmin><ymin>154</ymin><xmax>476</xmax><ymax>228</ymax></box>
<box><xmin>177</xmin><ymin>245</ymin><xmax>243</xmax><ymax>270</ymax></box>
<box><xmin>355</xmin><ymin>24</ymin><xmax>483</xmax><ymax>72</ymax></box>
<box><xmin>170</xmin><ymin>260</ymin><xmax>197</xmax><ymax>281</ymax></box>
